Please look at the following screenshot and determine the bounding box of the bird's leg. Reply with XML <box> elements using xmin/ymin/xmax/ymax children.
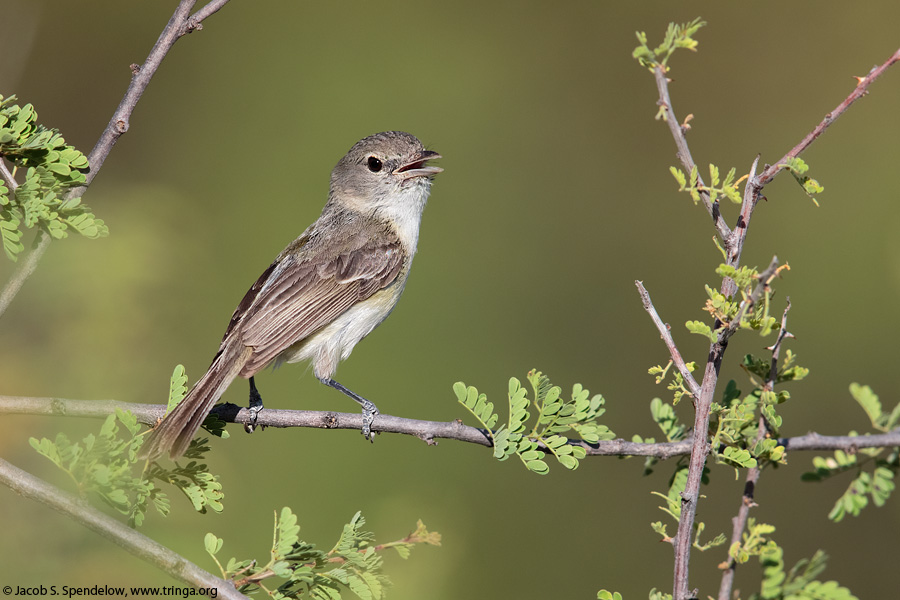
<box><xmin>245</xmin><ymin>376</ymin><xmax>264</xmax><ymax>433</ymax></box>
<box><xmin>322</xmin><ymin>378</ymin><xmax>379</xmax><ymax>441</ymax></box>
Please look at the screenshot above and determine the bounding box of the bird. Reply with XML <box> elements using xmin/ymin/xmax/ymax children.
<box><xmin>141</xmin><ymin>131</ymin><xmax>442</xmax><ymax>460</ymax></box>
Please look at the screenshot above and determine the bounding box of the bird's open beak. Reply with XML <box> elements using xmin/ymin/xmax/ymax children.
<box><xmin>396</xmin><ymin>150</ymin><xmax>443</xmax><ymax>180</ymax></box>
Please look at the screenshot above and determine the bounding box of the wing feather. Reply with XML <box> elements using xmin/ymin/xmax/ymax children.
<box><xmin>223</xmin><ymin>234</ymin><xmax>404</xmax><ymax>377</ymax></box>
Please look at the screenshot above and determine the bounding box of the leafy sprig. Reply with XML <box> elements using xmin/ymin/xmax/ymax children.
<box><xmin>779</xmin><ymin>157</ymin><xmax>824</xmax><ymax>206</ymax></box>
<box><xmin>802</xmin><ymin>384</ymin><xmax>900</xmax><ymax>521</ymax></box>
<box><xmin>650</xmin><ymin>465</ymin><xmax>723</xmax><ymax>550</ymax></box>
<box><xmin>633</xmin><ymin>18</ymin><xmax>706</xmax><ymax>71</ymax></box>
<box><xmin>671</xmin><ymin>164</ymin><xmax>743</xmax><ymax>206</ymax></box>
<box><xmin>206</xmin><ymin>508</ymin><xmax>440</xmax><ymax>599</ymax></box>
<box><xmin>29</xmin><ymin>365</ymin><xmax>225</xmax><ymax>525</ymax></box>
<box><xmin>751</xmin><ymin>544</ymin><xmax>857</xmax><ymax>600</ymax></box>
<box><xmin>0</xmin><ymin>94</ymin><xmax>107</xmax><ymax>261</ymax></box>
<box><xmin>454</xmin><ymin>370</ymin><xmax>614</xmax><ymax>474</ymax></box>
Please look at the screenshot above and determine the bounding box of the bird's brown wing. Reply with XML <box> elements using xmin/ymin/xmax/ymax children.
<box><xmin>222</xmin><ymin>237</ymin><xmax>405</xmax><ymax>376</ymax></box>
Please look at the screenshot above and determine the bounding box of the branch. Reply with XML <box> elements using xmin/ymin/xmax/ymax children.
<box><xmin>726</xmin><ymin>155</ymin><xmax>761</xmax><ymax>269</ymax></box>
<box><xmin>758</xmin><ymin>47</ymin><xmax>900</xmax><ymax>187</ymax></box>
<box><xmin>0</xmin><ymin>158</ymin><xmax>17</xmax><ymax>192</ymax></box>
<box><xmin>3</xmin><ymin>395</ymin><xmax>898</xmax><ymax>457</ymax></box>
<box><xmin>0</xmin><ymin>0</ymin><xmax>231</xmax><ymax>321</ymax></box>
<box><xmin>635</xmin><ymin>280</ymin><xmax>702</xmax><ymax>398</ymax></box>
<box><xmin>717</xmin><ymin>300</ymin><xmax>792</xmax><ymax>600</ymax></box>
<box><xmin>652</xmin><ymin>65</ymin><xmax>732</xmax><ymax>241</ymax></box>
<box><xmin>0</xmin><ymin>457</ymin><xmax>246</xmax><ymax>599</ymax></box>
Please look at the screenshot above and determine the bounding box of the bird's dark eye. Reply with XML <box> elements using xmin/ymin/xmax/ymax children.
<box><xmin>366</xmin><ymin>156</ymin><xmax>383</xmax><ymax>172</ymax></box>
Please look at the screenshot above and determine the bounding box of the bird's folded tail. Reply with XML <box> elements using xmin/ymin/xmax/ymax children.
<box><xmin>141</xmin><ymin>339</ymin><xmax>253</xmax><ymax>460</ymax></box>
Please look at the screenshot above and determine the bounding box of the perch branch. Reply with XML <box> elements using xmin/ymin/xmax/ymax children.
<box><xmin>3</xmin><ymin>395</ymin><xmax>897</xmax><ymax>458</ymax></box>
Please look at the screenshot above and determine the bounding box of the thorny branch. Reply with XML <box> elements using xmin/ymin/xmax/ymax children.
<box><xmin>635</xmin><ymin>281</ymin><xmax>702</xmax><ymax>399</ymax></box>
<box><xmin>717</xmin><ymin>301</ymin><xmax>793</xmax><ymax>600</ymax></box>
<box><xmin>644</xmin><ymin>45</ymin><xmax>900</xmax><ymax>600</ymax></box>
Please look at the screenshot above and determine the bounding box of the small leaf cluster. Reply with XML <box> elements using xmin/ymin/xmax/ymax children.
<box><xmin>709</xmin><ymin>359</ymin><xmax>803</xmax><ymax>473</ymax></box>
<box><xmin>28</xmin><ymin>365</ymin><xmax>225</xmax><ymax>525</ymax></box>
<box><xmin>454</xmin><ymin>370</ymin><xmax>614</xmax><ymax>475</ymax></box>
<box><xmin>632</xmin><ymin>396</ymin><xmax>689</xmax><ymax>475</ymax></box>
<box><xmin>728</xmin><ymin>523</ymin><xmax>858</xmax><ymax>599</ymax></box>
<box><xmin>751</xmin><ymin>544</ymin><xmax>858</xmax><ymax>600</ymax></box>
<box><xmin>633</xmin><ymin>18</ymin><xmax>705</xmax><ymax>71</ymax></box>
<box><xmin>700</xmin><ymin>264</ymin><xmax>784</xmax><ymax>340</ymax></box>
<box><xmin>206</xmin><ymin>508</ymin><xmax>440</xmax><ymax>600</ymax></box>
<box><xmin>670</xmin><ymin>164</ymin><xmax>742</xmax><ymax>206</ymax></box>
<box><xmin>647</xmin><ymin>360</ymin><xmax>697</xmax><ymax>406</ymax></box>
<box><xmin>849</xmin><ymin>382</ymin><xmax>900</xmax><ymax>433</ymax></box>
<box><xmin>143</xmin><ymin>434</ymin><xmax>225</xmax><ymax>517</ymax></box>
<box><xmin>779</xmin><ymin>157</ymin><xmax>824</xmax><ymax>206</ymax></box>
<box><xmin>0</xmin><ymin>94</ymin><xmax>107</xmax><ymax>261</ymax></box>
<box><xmin>650</xmin><ymin>464</ymin><xmax>723</xmax><ymax>551</ymax></box>
<box><xmin>29</xmin><ymin>409</ymin><xmax>163</xmax><ymax>526</ymax></box>
<box><xmin>803</xmin><ymin>384</ymin><xmax>899</xmax><ymax>521</ymax></box>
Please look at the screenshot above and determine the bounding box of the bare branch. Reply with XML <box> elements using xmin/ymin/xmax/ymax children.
<box><xmin>778</xmin><ymin>430</ymin><xmax>900</xmax><ymax>452</ymax></box>
<box><xmin>635</xmin><ymin>280</ymin><xmax>702</xmax><ymax>398</ymax></box>
<box><xmin>183</xmin><ymin>0</ymin><xmax>232</xmax><ymax>34</ymax></box>
<box><xmin>652</xmin><ymin>65</ymin><xmax>732</xmax><ymax>241</ymax></box>
<box><xmin>0</xmin><ymin>233</ymin><xmax>50</xmax><ymax>318</ymax></box>
<box><xmin>758</xmin><ymin>47</ymin><xmax>900</xmax><ymax>187</ymax></box>
<box><xmin>0</xmin><ymin>457</ymin><xmax>246</xmax><ymax>599</ymax></box>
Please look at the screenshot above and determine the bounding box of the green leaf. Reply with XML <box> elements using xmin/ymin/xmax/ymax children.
<box><xmin>204</xmin><ymin>533</ymin><xmax>223</xmax><ymax>556</ymax></box>
<box><xmin>454</xmin><ymin>381</ymin><xmax>499</xmax><ymax>430</ymax></box>
<box><xmin>167</xmin><ymin>364</ymin><xmax>189</xmax><ymax>413</ymax></box>
<box><xmin>686</xmin><ymin>320</ymin><xmax>717</xmax><ymax>343</ymax></box>
<box><xmin>849</xmin><ymin>383</ymin><xmax>883</xmax><ymax>430</ymax></box>
<box><xmin>0</xmin><ymin>211</ymin><xmax>24</xmax><ymax>260</ymax></box>
<box><xmin>525</xmin><ymin>459</ymin><xmax>549</xmax><ymax>475</ymax></box>
<box><xmin>721</xmin><ymin>446</ymin><xmax>757</xmax><ymax>469</ymax></box>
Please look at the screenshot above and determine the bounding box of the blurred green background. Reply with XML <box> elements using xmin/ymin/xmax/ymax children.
<box><xmin>2</xmin><ymin>1</ymin><xmax>899</xmax><ymax>598</ymax></box>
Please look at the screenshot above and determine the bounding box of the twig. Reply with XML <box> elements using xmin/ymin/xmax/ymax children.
<box><xmin>0</xmin><ymin>232</ymin><xmax>50</xmax><ymax>318</ymax></box>
<box><xmin>184</xmin><ymin>0</ymin><xmax>231</xmax><ymax>33</ymax></box>
<box><xmin>0</xmin><ymin>0</ymin><xmax>231</xmax><ymax>321</ymax></box>
<box><xmin>758</xmin><ymin>47</ymin><xmax>900</xmax><ymax>187</ymax></box>
<box><xmin>726</xmin><ymin>155</ymin><xmax>761</xmax><ymax>271</ymax></box>
<box><xmin>652</xmin><ymin>65</ymin><xmax>731</xmax><ymax>242</ymax></box>
<box><xmin>0</xmin><ymin>156</ymin><xmax>51</xmax><ymax>318</ymax></box>
<box><xmin>3</xmin><ymin>395</ymin><xmax>898</xmax><ymax>457</ymax></box>
<box><xmin>0</xmin><ymin>457</ymin><xmax>246</xmax><ymax>599</ymax></box>
<box><xmin>635</xmin><ymin>281</ymin><xmax>702</xmax><ymax>398</ymax></box>
<box><xmin>648</xmin><ymin>44</ymin><xmax>900</xmax><ymax>600</ymax></box>
<box><xmin>717</xmin><ymin>300</ymin><xmax>792</xmax><ymax>600</ymax></box>
<box><xmin>0</xmin><ymin>158</ymin><xmax>17</xmax><ymax>192</ymax></box>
